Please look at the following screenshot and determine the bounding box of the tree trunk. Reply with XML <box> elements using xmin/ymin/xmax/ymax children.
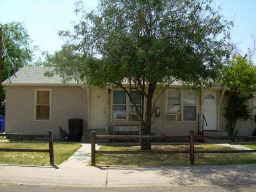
<box><xmin>141</xmin><ymin>83</ymin><xmax>155</xmax><ymax>150</ymax></box>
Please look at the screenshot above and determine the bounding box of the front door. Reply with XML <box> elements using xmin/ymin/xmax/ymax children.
<box><xmin>202</xmin><ymin>91</ymin><xmax>217</xmax><ymax>131</ymax></box>
<box><xmin>90</xmin><ymin>88</ymin><xmax>108</xmax><ymax>130</ymax></box>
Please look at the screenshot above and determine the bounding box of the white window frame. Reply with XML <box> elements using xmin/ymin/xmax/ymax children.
<box><xmin>166</xmin><ymin>89</ymin><xmax>181</xmax><ymax>121</ymax></box>
<box><xmin>183</xmin><ymin>91</ymin><xmax>197</xmax><ymax>121</ymax></box>
<box><xmin>166</xmin><ymin>89</ymin><xmax>197</xmax><ymax>122</ymax></box>
<box><xmin>34</xmin><ymin>89</ymin><xmax>52</xmax><ymax>121</ymax></box>
<box><xmin>111</xmin><ymin>90</ymin><xmax>143</xmax><ymax>122</ymax></box>
<box><xmin>112</xmin><ymin>90</ymin><xmax>127</xmax><ymax>121</ymax></box>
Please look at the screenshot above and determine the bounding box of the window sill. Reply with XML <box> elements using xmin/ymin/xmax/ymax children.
<box><xmin>111</xmin><ymin>120</ymin><xmax>143</xmax><ymax>126</ymax></box>
<box><xmin>33</xmin><ymin>119</ymin><xmax>51</xmax><ymax>122</ymax></box>
<box><xmin>166</xmin><ymin>120</ymin><xmax>197</xmax><ymax>123</ymax></box>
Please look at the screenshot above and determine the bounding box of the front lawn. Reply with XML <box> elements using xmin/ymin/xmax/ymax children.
<box><xmin>243</xmin><ymin>144</ymin><xmax>256</xmax><ymax>150</ymax></box>
<box><xmin>96</xmin><ymin>144</ymin><xmax>256</xmax><ymax>166</ymax></box>
<box><xmin>0</xmin><ymin>141</ymin><xmax>81</xmax><ymax>165</ymax></box>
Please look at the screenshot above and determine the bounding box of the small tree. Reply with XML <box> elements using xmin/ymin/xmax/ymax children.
<box><xmin>222</xmin><ymin>56</ymin><xmax>256</xmax><ymax>136</ymax></box>
<box><xmin>57</xmin><ymin>0</ymin><xmax>232</xmax><ymax>150</ymax></box>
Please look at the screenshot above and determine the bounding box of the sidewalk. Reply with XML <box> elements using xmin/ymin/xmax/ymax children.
<box><xmin>0</xmin><ymin>143</ymin><xmax>256</xmax><ymax>188</ymax></box>
<box><xmin>0</xmin><ymin>164</ymin><xmax>256</xmax><ymax>188</ymax></box>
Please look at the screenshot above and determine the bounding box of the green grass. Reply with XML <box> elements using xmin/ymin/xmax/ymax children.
<box><xmin>0</xmin><ymin>141</ymin><xmax>81</xmax><ymax>165</ymax></box>
<box><xmin>243</xmin><ymin>144</ymin><xmax>256</xmax><ymax>150</ymax></box>
<box><xmin>96</xmin><ymin>144</ymin><xmax>256</xmax><ymax>166</ymax></box>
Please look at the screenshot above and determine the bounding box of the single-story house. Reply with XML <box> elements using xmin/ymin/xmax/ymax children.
<box><xmin>3</xmin><ymin>66</ymin><xmax>256</xmax><ymax>139</ymax></box>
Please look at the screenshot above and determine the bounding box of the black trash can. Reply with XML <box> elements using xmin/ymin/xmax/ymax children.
<box><xmin>68</xmin><ymin>119</ymin><xmax>83</xmax><ymax>141</ymax></box>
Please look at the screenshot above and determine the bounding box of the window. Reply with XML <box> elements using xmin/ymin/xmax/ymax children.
<box><xmin>167</xmin><ymin>90</ymin><xmax>197</xmax><ymax>121</ymax></box>
<box><xmin>112</xmin><ymin>90</ymin><xmax>142</xmax><ymax>121</ymax></box>
<box><xmin>183</xmin><ymin>92</ymin><xmax>197</xmax><ymax>121</ymax></box>
<box><xmin>112</xmin><ymin>91</ymin><xmax>126</xmax><ymax>120</ymax></box>
<box><xmin>36</xmin><ymin>90</ymin><xmax>50</xmax><ymax>120</ymax></box>
<box><xmin>167</xmin><ymin>91</ymin><xmax>181</xmax><ymax>113</ymax></box>
<box><xmin>167</xmin><ymin>91</ymin><xmax>181</xmax><ymax>120</ymax></box>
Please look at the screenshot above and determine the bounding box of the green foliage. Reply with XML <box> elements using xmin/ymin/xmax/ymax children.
<box><xmin>224</xmin><ymin>92</ymin><xmax>251</xmax><ymax>136</ymax></box>
<box><xmin>221</xmin><ymin>56</ymin><xmax>256</xmax><ymax>94</ymax></box>
<box><xmin>44</xmin><ymin>45</ymin><xmax>86</xmax><ymax>83</ymax></box>
<box><xmin>59</xmin><ymin>0</ymin><xmax>232</xmax><ymax>88</ymax></box>
<box><xmin>0</xmin><ymin>22</ymin><xmax>33</xmax><ymax>114</ymax></box>
<box><xmin>56</xmin><ymin>0</ymin><xmax>232</xmax><ymax>146</ymax></box>
<box><xmin>1</xmin><ymin>22</ymin><xmax>32</xmax><ymax>80</ymax></box>
<box><xmin>222</xmin><ymin>56</ymin><xmax>256</xmax><ymax>136</ymax></box>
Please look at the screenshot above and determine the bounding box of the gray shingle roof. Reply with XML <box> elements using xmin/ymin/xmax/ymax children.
<box><xmin>2</xmin><ymin>65</ymin><xmax>187</xmax><ymax>87</ymax></box>
<box><xmin>2</xmin><ymin>66</ymin><xmax>78</xmax><ymax>86</ymax></box>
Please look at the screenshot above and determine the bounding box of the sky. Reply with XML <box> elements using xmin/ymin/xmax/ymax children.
<box><xmin>0</xmin><ymin>0</ymin><xmax>256</xmax><ymax>62</ymax></box>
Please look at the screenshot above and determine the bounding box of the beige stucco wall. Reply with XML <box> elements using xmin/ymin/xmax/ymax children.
<box><xmin>5</xmin><ymin>86</ymin><xmax>88</xmax><ymax>138</ymax></box>
<box><xmin>87</xmin><ymin>87</ymin><xmax>200</xmax><ymax>136</ymax></box>
<box><xmin>88</xmin><ymin>87</ymin><xmax>256</xmax><ymax>136</ymax></box>
<box><xmin>6</xmin><ymin>85</ymin><xmax>256</xmax><ymax>137</ymax></box>
<box><xmin>151</xmin><ymin>88</ymin><xmax>199</xmax><ymax>136</ymax></box>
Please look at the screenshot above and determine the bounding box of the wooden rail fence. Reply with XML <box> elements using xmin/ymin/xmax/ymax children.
<box><xmin>0</xmin><ymin>131</ymin><xmax>54</xmax><ymax>166</ymax></box>
<box><xmin>90</xmin><ymin>130</ymin><xmax>256</xmax><ymax>166</ymax></box>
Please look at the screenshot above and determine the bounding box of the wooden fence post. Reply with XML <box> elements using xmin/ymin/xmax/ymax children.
<box><xmin>48</xmin><ymin>131</ymin><xmax>54</xmax><ymax>166</ymax></box>
<box><xmin>90</xmin><ymin>130</ymin><xmax>96</xmax><ymax>166</ymax></box>
<box><xmin>189</xmin><ymin>130</ymin><xmax>195</xmax><ymax>165</ymax></box>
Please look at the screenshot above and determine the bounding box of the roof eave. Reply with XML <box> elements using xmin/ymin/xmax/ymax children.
<box><xmin>3</xmin><ymin>83</ymin><xmax>84</xmax><ymax>87</ymax></box>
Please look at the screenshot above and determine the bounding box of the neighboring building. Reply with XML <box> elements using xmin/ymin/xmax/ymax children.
<box><xmin>2</xmin><ymin>66</ymin><xmax>256</xmax><ymax>139</ymax></box>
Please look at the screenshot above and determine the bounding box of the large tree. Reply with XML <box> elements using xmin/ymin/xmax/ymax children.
<box><xmin>0</xmin><ymin>22</ymin><xmax>33</xmax><ymax>114</ymax></box>
<box><xmin>58</xmin><ymin>0</ymin><xmax>232</xmax><ymax>150</ymax></box>
<box><xmin>1</xmin><ymin>22</ymin><xmax>32</xmax><ymax>80</ymax></box>
<box><xmin>43</xmin><ymin>45</ymin><xmax>83</xmax><ymax>83</ymax></box>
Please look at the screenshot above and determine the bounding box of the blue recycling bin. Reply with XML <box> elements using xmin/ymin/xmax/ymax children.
<box><xmin>0</xmin><ymin>115</ymin><xmax>5</xmax><ymax>132</ymax></box>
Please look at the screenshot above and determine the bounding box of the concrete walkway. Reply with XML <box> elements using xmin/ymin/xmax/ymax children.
<box><xmin>60</xmin><ymin>144</ymin><xmax>100</xmax><ymax>168</ymax></box>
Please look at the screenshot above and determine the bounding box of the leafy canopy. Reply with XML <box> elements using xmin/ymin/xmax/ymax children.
<box><xmin>54</xmin><ymin>0</ymin><xmax>233</xmax><ymax>147</ymax></box>
<box><xmin>1</xmin><ymin>22</ymin><xmax>33</xmax><ymax>80</ymax></box>
<box><xmin>44</xmin><ymin>45</ymin><xmax>84</xmax><ymax>83</ymax></box>
<box><xmin>221</xmin><ymin>56</ymin><xmax>256</xmax><ymax>94</ymax></box>
<box><xmin>59</xmin><ymin>0</ymin><xmax>232</xmax><ymax>89</ymax></box>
